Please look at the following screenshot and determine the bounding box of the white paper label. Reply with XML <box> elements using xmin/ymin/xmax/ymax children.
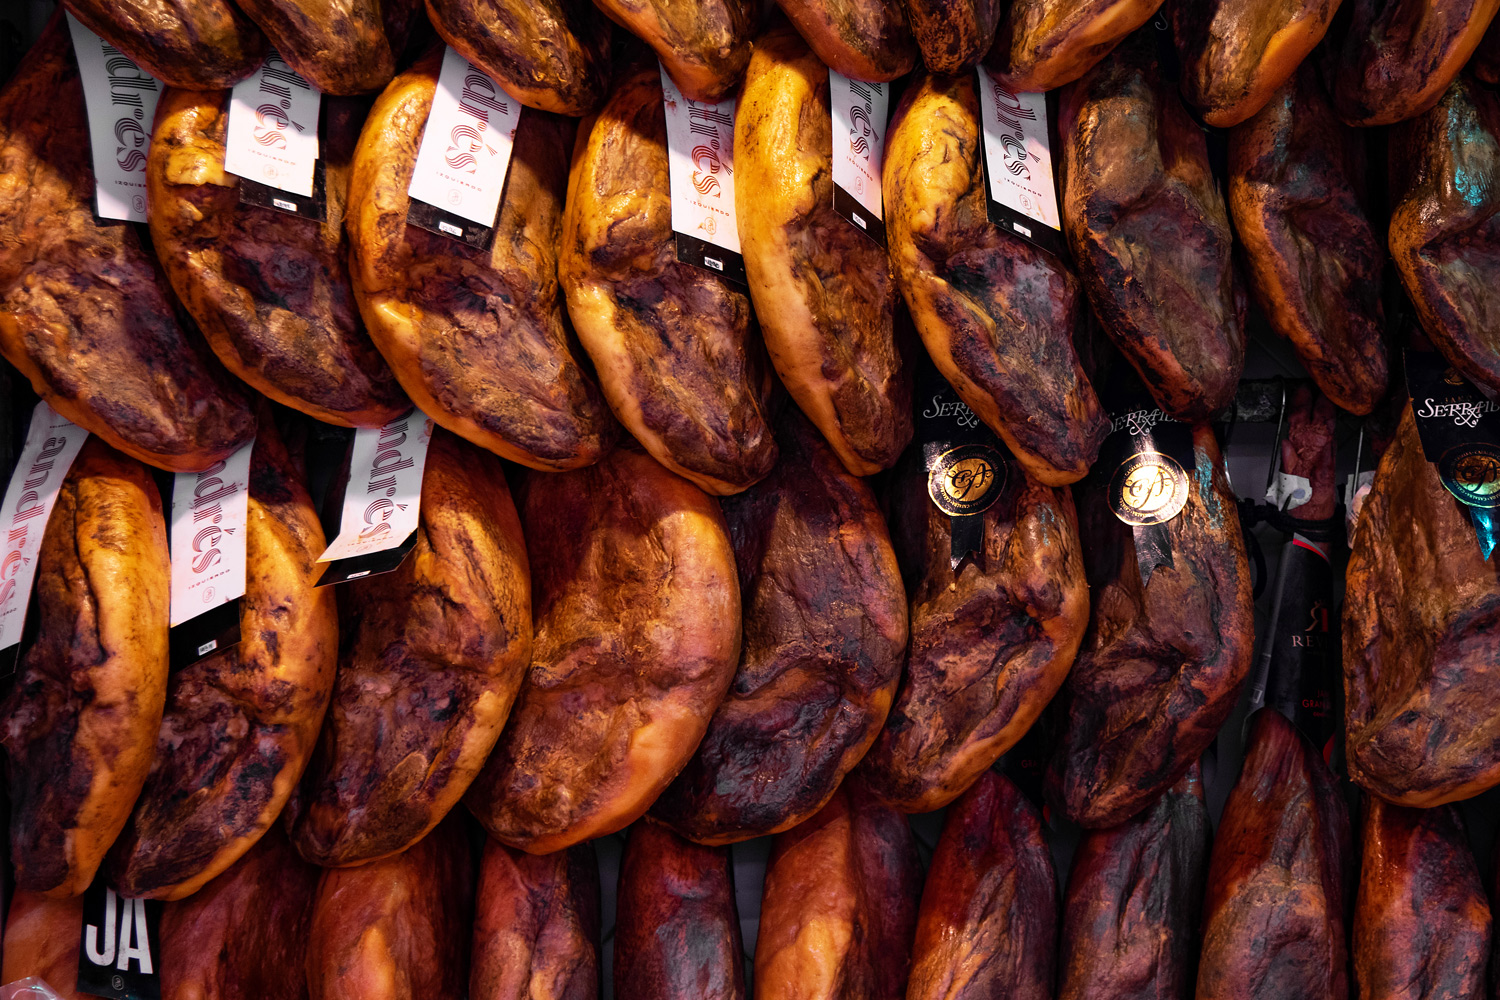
<box><xmin>829</xmin><ymin>70</ymin><xmax>887</xmax><ymax>227</ymax></box>
<box><xmin>224</xmin><ymin>52</ymin><xmax>321</xmax><ymax>197</ymax></box>
<box><xmin>65</xmin><ymin>14</ymin><xmax>161</xmax><ymax>223</ymax></box>
<box><xmin>318</xmin><ymin>409</ymin><xmax>435</xmax><ymax>564</ymax></box>
<box><xmin>0</xmin><ymin>404</ymin><xmax>90</xmax><ymax>652</ymax></box>
<box><xmin>168</xmin><ymin>438</ymin><xmax>253</xmax><ymax>628</ymax></box>
<box><xmin>975</xmin><ymin>67</ymin><xmax>1060</xmax><ymax>231</ymax></box>
<box><xmin>1266</xmin><ymin>471</ymin><xmax>1313</xmax><ymax>512</ymax></box>
<box><xmin>407</xmin><ymin>46</ymin><xmax>522</xmax><ymax>228</ymax></box>
<box><xmin>661</xmin><ymin>65</ymin><xmax>740</xmax><ymax>257</ymax></box>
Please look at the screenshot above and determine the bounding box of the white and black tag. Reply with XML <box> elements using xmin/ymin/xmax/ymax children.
<box><xmin>405</xmin><ymin>46</ymin><xmax>522</xmax><ymax>250</ymax></box>
<box><xmin>975</xmin><ymin>67</ymin><xmax>1064</xmax><ymax>258</ymax></box>
<box><xmin>829</xmin><ymin>70</ymin><xmax>887</xmax><ymax>246</ymax></box>
<box><xmin>167</xmin><ymin>437</ymin><xmax>254</xmax><ymax>670</ymax></box>
<box><xmin>317</xmin><ymin>408</ymin><xmax>435</xmax><ymax>586</ymax></box>
<box><xmin>661</xmin><ymin>66</ymin><xmax>745</xmax><ymax>284</ymax></box>
<box><xmin>76</xmin><ymin>879</ymin><xmax>162</xmax><ymax>1000</ymax></box>
<box><xmin>0</xmin><ymin>404</ymin><xmax>90</xmax><ymax>674</ymax></box>
<box><xmin>65</xmin><ymin>14</ymin><xmax>161</xmax><ymax>223</ymax></box>
<box><xmin>224</xmin><ymin>52</ymin><xmax>325</xmax><ymax>221</ymax></box>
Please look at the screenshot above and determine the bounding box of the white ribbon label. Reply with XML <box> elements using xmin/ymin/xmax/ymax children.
<box><xmin>65</xmin><ymin>14</ymin><xmax>161</xmax><ymax>223</ymax></box>
<box><xmin>319</xmin><ymin>409</ymin><xmax>435</xmax><ymax>566</ymax></box>
<box><xmin>0</xmin><ymin>404</ymin><xmax>90</xmax><ymax>656</ymax></box>
<box><xmin>976</xmin><ymin>67</ymin><xmax>1062</xmax><ymax>253</ymax></box>
<box><xmin>661</xmin><ymin>66</ymin><xmax>744</xmax><ymax>281</ymax></box>
<box><xmin>407</xmin><ymin>46</ymin><xmax>521</xmax><ymax>231</ymax></box>
<box><xmin>168</xmin><ymin>438</ymin><xmax>253</xmax><ymax>628</ymax></box>
<box><xmin>224</xmin><ymin>51</ymin><xmax>321</xmax><ymax>197</ymax></box>
<box><xmin>829</xmin><ymin>70</ymin><xmax>887</xmax><ymax>243</ymax></box>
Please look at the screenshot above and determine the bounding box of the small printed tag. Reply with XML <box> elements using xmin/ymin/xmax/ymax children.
<box><xmin>829</xmin><ymin>70</ymin><xmax>887</xmax><ymax>246</ymax></box>
<box><xmin>661</xmin><ymin>65</ymin><xmax>746</xmax><ymax>284</ymax></box>
<box><xmin>237</xmin><ymin>158</ymin><xmax>327</xmax><ymax>222</ymax></box>
<box><xmin>1406</xmin><ymin>349</ymin><xmax>1500</xmax><ymax>559</ymax></box>
<box><xmin>167</xmin><ymin>437</ymin><xmax>254</xmax><ymax>669</ymax></box>
<box><xmin>975</xmin><ymin>67</ymin><xmax>1064</xmax><ymax>258</ymax></box>
<box><xmin>224</xmin><ymin>51</ymin><xmax>321</xmax><ymax>198</ymax></box>
<box><xmin>317</xmin><ymin>408</ymin><xmax>434</xmax><ymax>586</ymax></box>
<box><xmin>1266</xmin><ymin>471</ymin><xmax>1313</xmax><ymax>511</ymax></box>
<box><xmin>76</xmin><ymin>879</ymin><xmax>162</xmax><ymax>1000</ymax></box>
<box><xmin>405</xmin><ymin>46</ymin><xmax>522</xmax><ymax>247</ymax></box>
<box><xmin>65</xmin><ymin>14</ymin><xmax>161</xmax><ymax>223</ymax></box>
<box><xmin>0</xmin><ymin>404</ymin><xmax>90</xmax><ymax>672</ymax></box>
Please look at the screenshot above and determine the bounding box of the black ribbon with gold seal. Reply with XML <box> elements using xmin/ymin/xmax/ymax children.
<box><xmin>914</xmin><ymin>360</ymin><xmax>1016</xmax><ymax>569</ymax></box>
<box><xmin>1096</xmin><ymin>387</ymin><xmax>1197</xmax><ymax>586</ymax></box>
<box><xmin>1407</xmin><ymin>349</ymin><xmax>1500</xmax><ymax>560</ymax></box>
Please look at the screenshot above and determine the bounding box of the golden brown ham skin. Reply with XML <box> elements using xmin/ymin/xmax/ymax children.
<box><xmin>348</xmin><ymin>49</ymin><xmax>617</xmax><ymax>469</ymax></box>
<box><xmin>1333</xmin><ymin>0</ymin><xmax>1500</xmax><ymax>126</ymax></box>
<box><xmin>1</xmin><ymin>891</ymin><xmax>87</xmax><ymax>998</ymax></box>
<box><xmin>61</xmin><ymin>0</ymin><xmax>267</xmax><ymax>89</ymax></box>
<box><xmin>0</xmin><ymin>17</ymin><xmax>255</xmax><ymax>474</ymax></box>
<box><xmin>3</xmin><ymin>439</ymin><xmax>169</xmax><ymax>898</ymax></box>
<box><xmin>986</xmin><ymin>0</ymin><xmax>1165</xmax><ymax>92</ymax></box>
<box><xmin>856</xmin><ymin>446</ymin><xmax>1088</xmax><ymax>814</ymax></box>
<box><xmin>595</xmin><ymin>0</ymin><xmax>757</xmax><ymax>101</ymax></box>
<box><xmin>1059</xmin><ymin>766</ymin><xmax>1209</xmax><ymax>1000</ymax></box>
<box><xmin>1344</xmin><ymin>406</ymin><xmax>1500</xmax><ymax>807</ymax></box>
<box><xmin>651</xmin><ymin>410</ymin><xmax>907</xmax><ymax>844</ymax></box>
<box><xmin>234</xmin><ymin>0</ymin><xmax>423</xmax><ymax>95</ymax></box>
<box><xmin>147</xmin><ymin>89</ymin><xmax>406</xmax><ymax>429</ymax></box>
<box><xmin>471</xmin><ymin>839</ymin><xmax>600</xmax><ymax>1000</ymax></box>
<box><xmin>106</xmin><ymin>419</ymin><xmax>337</xmax><ymax>900</ymax></box>
<box><xmin>1171</xmin><ymin>0</ymin><xmax>1340</xmax><ymax>127</ymax></box>
<box><xmin>1353</xmin><ymin>798</ymin><xmax>1492</xmax><ymax>1000</ymax></box>
<box><xmin>425</xmin><ymin>0</ymin><xmax>612</xmax><ymax>115</ymax></box>
<box><xmin>467</xmin><ymin>447</ymin><xmax>741</xmax><ymax>855</ymax></box>
<box><xmin>1060</xmin><ymin>35</ymin><xmax>1245</xmax><ymax>423</ymax></box>
<box><xmin>560</xmin><ymin>64</ymin><xmax>778</xmax><ymax>496</ymax></box>
<box><xmin>1388</xmin><ymin>79</ymin><xmax>1500</xmax><ymax>397</ymax></box>
<box><xmin>1228</xmin><ymin>67</ymin><xmax>1388</xmax><ymax>416</ymax></box>
<box><xmin>886</xmin><ymin>71</ymin><xmax>1108</xmax><ymax>486</ymax></box>
<box><xmin>754</xmin><ymin>787</ymin><xmax>921</xmax><ymax>1000</ymax></box>
<box><xmin>903</xmin><ymin>0</ymin><xmax>1000</xmax><ymax>73</ymax></box>
<box><xmin>159</xmin><ymin>827</ymin><xmax>321</xmax><ymax>1000</ymax></box>
<box><xmin>306</xmin><ymin>818</ymin><xmax>474</xmax><ymax>1000</ymax></box>
<box><xmin>734</xmin><ymin>24</ymin><xmax>912</xmax><ymax>478</ymax></box>
<box><xmin>289</xmin><ymin>429</ymin><xmax>531</xmax><ymax>867</ymax></box>
<box><xmin>907</xmin><ymin>770</ymin><xmax>1056</xmax><ymax>1000</ymax></box>
<box><xmin>615</xmin><ymin>823</ymin><xmax>744</xmax><ymax>1000</ymax></box>
<box><xmin>775</xmin><ymin>0</ymin><xmax>917</xmax><ymax>81</ymax></box>
<box><xmin>1195</xmin><ymin>710</ymin><xmax>1350</xmax><ymax>1000</ymax></box>
<box><xmin>1050</xmin><ymin>424</ymin><xmax>1254</xmax><ymax>829</ymax></box>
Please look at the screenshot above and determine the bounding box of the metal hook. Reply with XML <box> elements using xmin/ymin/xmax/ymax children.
<box><xmin>1263</xmin><ymin>378</ymin><xmax>1288</xmax><ymax>505</ymax></box>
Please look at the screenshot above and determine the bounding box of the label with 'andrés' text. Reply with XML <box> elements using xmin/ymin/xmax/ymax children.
<box><xmin>661</xmin><ymin>66</ymin><xmax>745</xmax><ymax>285</ymax></box>
<box><xmin>168</xmin><ymin>437</ymin><xmax>254</xmax><ymax>669</ymax></box>
<box><xmin>0</xmin><ymin>404</ymin><xmax>90</xmax><ymax>671</ymax></box>
<box><xmin>65</xmin><ymin>14</ymin><xmax>161</xmax><ymax>223</ymax></box>
<box><xmin>224</xmin><ymin>52</ymin><xmax>321</xmax><ymax>199</ymax></box>
<box><xmin>317</xmin><ymin>409</ymin><xmax>434</xmax><ymax>585</ymax></box>
<box><xmin>406</xmin><ymin>46</ymin><xmax>522</xmax><ymax>249</ymax></box>
<box><xmin>975</xmin><ymin>66</ymin><xmax>1063</xmax><ymax>258</ymax></box>
<box><xmin>829</xmin><ymin>70</ymin><xmax>887</xmax><ymax>246</ymax></box>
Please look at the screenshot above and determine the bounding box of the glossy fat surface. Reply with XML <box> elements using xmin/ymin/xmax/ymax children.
<box><xmin>289</xmin><ymin>430</ymin><xmax>532</xmax><ymax>866</ymax></box>
<box><xmin>856</xmin><ymin>445</ymin><xmax>1087</xmax><ymax>814</ymax></box>
<box><xmin>2</xmin><ymin>439</ymin><xmax>169</xmax><ymax>897</ymax></box>
<box><xmin>61</xmin><ymin>0</ymin><xmax>266</xmax><ymax>88</ymax></box>
<box><xmin>987</xmin><ymin>0</ymin><xmax>1165</xmax><ymax>92</ymax></box>
<box><xmin>596</xmin><ymin>0</ymin><xmax>756</xmax><ymax>101</ymax></box>
<box><xmin>885</xmin><ymin>71</ymin><xmax>1108</xmax><ymax>486</ymax></box>
<box><xmin>904</xmin><ymin>0</ymin><xmax>1000</xmax><ymax>73</ymax></box>
<box><xmin>735</xmin><ymin>23</ymin><xmax>912</xmax><ymax>478</ymax></box>
<box><xmin>348</xmin><ymin>49</ymin><xmax>617</xmax><ymax>468</ymax></box>
<box><xmin>234</xmin><ymin>0</ymin><xmax>421</xmax><ymax>95</ymax></box>
<box><xmin>1344</xmin><ymin>406</ymin><xmax>1500</xmax><ymax>807</ymax></box>
<box><xmin>1</xmin><ymin>891</ymin><xmax>86</xmax><ymax>998</ymax></box>
<box><xmin>467</xmin><ymin>447</ymin><xmax>741</xmax><ymax>854</ymax></box>
<box><xmin>107</xmin><ymin>419</ymin><xmax>337</xmax><ymax>900</ymax></box>
<box><xmin>560</xmin><ymin>64</ymin><xmax>778</xmax><ymax>495</ymax></box>
<box><xmin>651</xmin><ymin>409</ymin><xmax>907</xmax><ymax>843</ymax></box>
<box><xmin>774</xmin><ymin>0</ymin><xmax>916</xmax><ymax>81</ymax></box>
<box><xmin>0</xmin><ymin>16</ymin><xmax>254</xmax><ymax>473</ymax></box>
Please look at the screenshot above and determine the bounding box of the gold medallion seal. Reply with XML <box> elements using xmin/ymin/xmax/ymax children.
<box><xmin>1109</xmin><ymin>451</ymin><xmax>1190</xmax><ymax>526</ymax></box>
<box><xmin>1440</xmin><ymin>443</ymin><xmax>1500</xmax><ymax>508</ymax></box>
<box><xmin>928</xmin><ymin>444</ymin><xmax>1006</xmax><ymax>517</ymax></box>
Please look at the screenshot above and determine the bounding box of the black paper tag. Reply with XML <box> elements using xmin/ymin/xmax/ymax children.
<box><xmin>405</xmin><ymin>199</ymin><xmax>496</xmax><ymax>251</ymax></box>
<box><xmin>674</xmin><ymin>232</ymin><xmax>747</xmax><ymax>286</ymax></box>
<box><xmin>1406</xmin><ymin>349</ymin><xmax>1500</xmax><ymax>559</ymax></box>
<box><xmin>1096</xmin><ymin>390</ymin><xmax>1197</xmax><ymax>586</ymax></box>
<box><xmin>914</xmin><ymin>359</ymin><xmax>1016</xmax><ymax>569</ymax></box>
<box><xmin>76</xmin><ymin>879</ymin><xmax>162</xmax><ymax>1000</ymax></box>
<box><xmin>238</xmin><ymin>158</ymin><xmax>327</xmax><ymax>223</ymax></box>
<box><xmin>832</xmin><ymin>184</ymin><xmax>885</xmax><ymax>246</ymax></box>
<box><xmin>168</xmin><ymin>598</ymin><xmax>241</xmax><ymax>672</ymax></box>
<box><xmin>997</xmin><ymin>716</ymin><xmax>1049</xmax><ymax>809</ymax></box>
<box><xmin>1261</xmin><ymin>536</ymin><xmax>1337</xmax><ymax>749</ymax></box>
